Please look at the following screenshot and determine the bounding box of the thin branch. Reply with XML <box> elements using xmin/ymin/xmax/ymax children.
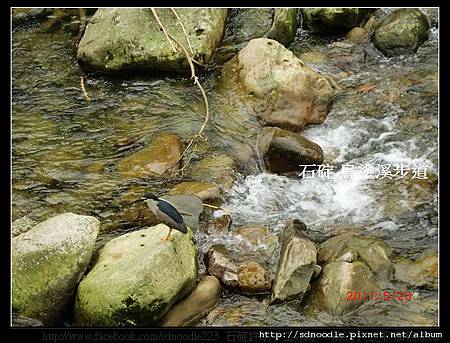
<box><xmin>151</xmin><ymin>8</ymin><xmax>177</xmax><ymax>53</ymax></box>
<box><xmin>170</xmin><ymin>8</ymin><xmax>193</xmax><ymax>55</ymax></box>
<box><xmin>203</xmin><ymin>203</ymin><xmax>232</xmax><ymax>214</ymax></box>
<box><xmin>75</xmin><ymin>8</ymin><xmax>87</xmax><ymax>48</ymax></box>
<box><xmin>80</xmin><ymin>75</ymin><xmax>91</xmax><ymax>101</ymax></box>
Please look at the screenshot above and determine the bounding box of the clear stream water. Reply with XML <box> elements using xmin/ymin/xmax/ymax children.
<box><xmin>12</xmin><ymin>9</ymin><xmax>438</xmax><ymax>326</ymax></box>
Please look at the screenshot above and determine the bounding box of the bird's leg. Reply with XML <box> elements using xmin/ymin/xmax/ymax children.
<box><xmin>161</xmin><ymin>227</ymin><xmax>174</xmax><ymax>241</ymax></box>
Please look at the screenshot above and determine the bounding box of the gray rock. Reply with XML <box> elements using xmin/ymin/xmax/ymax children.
<box><xmin>158</xmin><ymin>194</ymin><xmax>204</xmax><ymax>231</ymax></box>
<box><xmin>302</xmin><ymin>8</ymin><xmax>373</xmax><ymax>36</ymax></box>
<box><xmin>313</xmin><ymin>261</ymin><xmax>379</xmax><ymax>315</ymax></box>
<box><xmin>204</xmin><ymin>244</ymin><xmax>239</xmax><ymax>287</ymax></box>
<box><xmin>318</xmin><ymin>233</ymin><xmax>394</xmax><ymax>281</ymax></box>
<box><xmin>160</xmin><ymin>276</ymin><xmax>221</xmax><ymax>326</ymax></box>
<box><xmin>237</xmin><ymin>38</ymin><xmax>334</xmax><ymax>131</ymax></box>
<box><xmin>227</xmin><ymin>8</ymin><xmax>297</xmax><ymax>46</ymax></box>
<box><xmin>372</xmin><ymin>9</ymin><xmax>430</xmax><ymax>57</ymax></box>
<box><xmin>206</xmin><ymin>213</ymin><xmax>232</xmax><ymax>234</ymax></box>
<box><xmin>257</xmin><ymin>127</ymin><xmax>324</xmax><ymax>174</ymax></box>
<box><xmin>12</xmin><ymin>213</ymin><xmax>100</xmax><ymax>325</ymax></box>
<box><xmin>74</xmin><ymin>224</ymin><xmax>198</xmax><ymax>326</ymax></box>
<box><xmin>77</xmin><ymin>8</ymin><xmax>228</xmax><ymax>73</ymax></box>
<box><xmin>271</xmin><ymin>220</ymin><xmax>319</xmax><ymax>304</ymax></box>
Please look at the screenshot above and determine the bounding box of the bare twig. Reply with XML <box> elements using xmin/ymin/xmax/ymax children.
<box><xmin>203</xmin><ymin>203</ymin><xmax>232</xmax><ymax>214</ymax></box>
<box><xmin>151</xmin><ymin>8</ymin><xmax>177</xmax><ymax>53</ymax></box>
<box><xmin>170</xmin><ymin>8</ymin><xmax>193</xmax><ymax>55</ymax></box>
<box><xmin>80</xmin><ymin>75</ymin><xmax>91</xmax><ymax>101</ymax></box>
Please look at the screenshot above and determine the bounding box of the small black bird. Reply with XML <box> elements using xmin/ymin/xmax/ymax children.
<box><xmin>134</xmin><ymin>193</ymin><xmax>187</xmax><ymax>241</ymax></box>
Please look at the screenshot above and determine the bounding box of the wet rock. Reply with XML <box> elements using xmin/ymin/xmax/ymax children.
<box><xmin>372</xmin><ymin>9</ymin><xmax>430</xmax><ymax>57</ymax></box>
<box><xmin>234</xmin><ymin>225</ymin><xmax>278</xmax><ymax>260</ymax></box>
<box><xmin>227</xmin><ymin>9</ymin><xmax>274</xmax><ymax>44</ymax></box>
<box><xmin>186</xmin><ymin>154</ymin><xmax>236</xmax><ymax>190</ymax></box>
<box><xmin>160</xmin><ymin>276</ymin><xmax>221</xmax><ymax>326</ymax></box>
<box><xmin>313</xmin><ymin>261</ymin><xmax>380</xmax><ymax>316</ymax></box>
<box><xmin>237</xmin><ymin>38</ymin><xmax>334</xmax><ymax>131</ymax></box>
<box><xmin>12</xmin><ymin>216</ymin><xmax>37</xmax><ymax>237</ymax></box>
<box><xmin>394</xmin><ymin>251</ymin><xmax>438</xmax><ymax>290</ymax></box>
<box><xmin>265</xmin><ymin>9</ymin><xmax>298</xmax><ymax>46</ymax></box>
<box><xmin>12</xmin><ymin>313</ymin><xmax>44</xmax><ymax>327</ymax></box>
<box><xmin>160</xmin><ymin>194</ymin><xmax>204</xmax><ymax>230</ymax></box>
<box><xmin>12</xmin><ymin>213</ymin><xmax>100</xmax><ymax>325</ymax></box>
<box><xmin>271</xmin><ymin>219</ymin><xmax>320</xmax><ymax>304</ymax></box>
<box><xmin>237</xmin><ymin>261</ymin><xmax>271</xmax><ymax>294</ymax></box>
<box><xmin>117</xmin><ymin>133</ymin><xmax>181</xmax><ymax>178</ymax></box>
<box><xmin>77</xmin><ymin>9</ymin><xmax>227</xmax><ymax>73</ymax></box>
<box><xmin>168</xmin><ymin>181</ymin><xmax>220</xmax><ymax>201</ymax></box>
<box><xmin>346</xmin><ymin>27</ymin><xmax>369</xmax><ymax>44</ymax></box>
<box><xmin>318</xmin><ymin>233</ymin><xmax>394</xmax><ymax>281</ymax></box>
<box><xmin>206</xmin><ymin>212</ymin><xmax>232</xmax><ymax>234</ymax></box>
<box><xmin>12</xmin><ymin>8</ymin><xmax>51</xmax><ymax>27</ymax></box>
<box><xmin>257</xmin><ymin>127</ymin><xmax>324</xmax><ymax>174</ymax></box>
<box><xmin>74</xmin><ymin>224</ymin><xmax>198</xmax><ymax>326</ymax></box>
<box><xmin>302</xmin><ymin>8</ymin><xmax>373</xmax><ymax>36</ymax></box>
<box><xmin>204</xmin><ymin>244</ymin><xmax>239</xmax><ymax>287</ymax></box>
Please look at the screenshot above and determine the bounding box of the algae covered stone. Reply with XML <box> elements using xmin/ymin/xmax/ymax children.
<box><xmin>12</xmin><ymin>213</ymin><xmax>100</xmax><ymax>325</ymax></box>
<box><xmin>77</xmin><ymin>8</ymin><xmax>228</xmax><ymax>72</ymax></box>
<box><xmin>74</xmin><ymin>224</ymin><xmax>197</xmax><ymax>326</ymax></box>
<box><xmin>372</xmin><ymin>8</ymin><xmax>430</xmax><ymax>57</ymax></box>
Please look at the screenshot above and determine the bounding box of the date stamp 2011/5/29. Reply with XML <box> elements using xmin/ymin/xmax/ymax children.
<box><xmin>345</xmin><ymin>290</ymin><xmax>414</xmax><ymax>303</ymax></box>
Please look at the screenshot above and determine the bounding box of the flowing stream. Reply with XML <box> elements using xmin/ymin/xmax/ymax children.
<box><xmin>12</xmin><ymin>9</ymin><xmax>438</xmax><ymax>326</ymax></box>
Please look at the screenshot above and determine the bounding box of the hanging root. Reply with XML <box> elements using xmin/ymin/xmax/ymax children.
<box><xmin>150</xmin><ymin>8</ymin><xmax>210</xmax><ymax>175</ymax></box>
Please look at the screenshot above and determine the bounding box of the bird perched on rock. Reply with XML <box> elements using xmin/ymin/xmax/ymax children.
<box><xmin>133</xmin><ymin>193</ymin><xmax>188</xmax><ymax>241</ymax></box>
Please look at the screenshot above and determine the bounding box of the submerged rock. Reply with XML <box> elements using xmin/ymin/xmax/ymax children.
<box><xmin>257</xmin><ymin>127</ymin><xmax>324</xmax><ymax>174</ymax></box>
<box><xmin>12</xmin><ymin>213</ymin><xmax>99</xmax><ymax>325</ymax></box>
<box><xmin>77</xmin><ymin>8</ymin><xmax>228</xmax><ymax>73</ymax></box>
<box><xmin>186</xmin><ymin>154</ymin><xmax>236</xmax><ymax>190</ymax></box>
<box><xmin>237</xmin><ymin>38</ymin><xmax>334</xmax><ymax>131</ymax></box>
<box><xmin>168</xmin><ymin>181</ymin><xmax>220</xmax><ymax>201</ymax></box>
<box><xmin>160</xmin><ymin>276</ymin><xmax>221</xmax><ymax>326</ymax></box>
<box><xmin>318</xmin><ymin>232</ymin><xmax>394</xmax><ymax>281</ymax></box>
<box><xmin>372</xmin><ymin>9</ymin><xmax>430</xmax><ymax>57</ymax></box>
<box><xmin>237</xmin><ymin>261</ymin><xmax>271</xmax><ymax>294</ymax></box>
<box><xmin>206</xmin><ymin>213</ymin><xmax>232</xmax><ymax>234</ymax></box>
<box><xmin>117</xmin><ymin>133</ymin><xmax>181</xmax><ymax>178</ymax></box>
<box><xmin>302</xmin><ymin>8</ymin><xmax>373</xmax><ymax>36</ymax></box>
<box><xmin>313</xmin><ymin>261</ymin><xmax>379</xmax><ymax>316</ymax></box>
<box><xmin>394</xmin><ymin>251</ymin><xmax>438</xmax><ymax>290</ymax></box>
<box><xmin>233</xmin><ymin>225</ymin><xmax>278</xmax><ymax>261</ymax></box>
<box><xmin>74</xmin><ymin>224</ymin><xmax>198</xmax><ymax>326</ymax></box>
<box><xmin>271</xmin><ymin>219</ymin><xmax>320</xmax><ymax>304</ymax></box>
<box><xmin>204</xmin><ymin>244</ymin><xmax>239</xmax><ymax>287</ymax></box>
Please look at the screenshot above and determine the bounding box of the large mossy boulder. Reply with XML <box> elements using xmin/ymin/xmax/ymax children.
<box><xmin>74</xmin><ymin>224</ymin><xmax>198</xmax><ymax>326</ymax></box>
<box><xmin>237</xmin><ymin>38</ymin><xmax>334</xmax><ymax>131</ymax></box>
<box><xmin>77</xmin><ymin>8</ymin><xmax>228</xmax><ymax>72</ymax></box>
<box><xmin>12</xmin><ymin>213</ymin><xmax>100</xmax><ymax>325</ymax></box>
<box><xmin>372</xmin><ymin>9</ymin><xmax>430</xmax><ymax>57</ymax></box>
<box><xmin>271</xmin><ymin>220</ymin><xmax>321</xmax><ymax>304</ymax></box>
<box><xmin>302</xmin><ymin>8</ymin><xmax>373</xmax><ymax>36</ymax></box>
<box><xmin>257</xmin><ymin>127</ymin><xmax>324</xmax><ymax>174</ymax></box>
